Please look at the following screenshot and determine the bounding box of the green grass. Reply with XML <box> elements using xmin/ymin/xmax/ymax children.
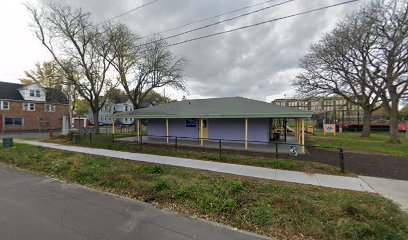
<box><xmin>0</xmin><ymin>144</ymin><xmax>407</xmax><ymax>239</ymax></box>
<box><xmin>57</xmin><ymin>133</ymin><xmax>344</xmax><ymax>175</ymax></box>
<box><xmin>310</xmin><ymin>132</ymin><xmax>408</xmax><ymax>156</ymax></box>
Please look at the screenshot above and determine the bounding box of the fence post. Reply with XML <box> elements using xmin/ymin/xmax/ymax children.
<box><xmin>339</xmin><ymin>146</ymin><xmax>345</xmax><ymax>173</ymax></box>
<box><xmin>140</xmin><ymin>133</ymin><xmax>143</xmax><ymax>149</ymax></box>
<box><xmin>219</xmin><ymin>139</ymin><xmax>222</xmax><ymax>159</ymax></box>
<box><xmin>275</xmin><ymin>143</ymin><xmax>279</xmax><ymax>159</ymax></box>
<box><xmin>175</xmin><ymin>137</ymin><xmax>178</xmax><ymax>151</ymax></box>
<box><xmin>89</xmin><ymin>132</ymin><xmax>92</xmax><ymax>144</ymax></box>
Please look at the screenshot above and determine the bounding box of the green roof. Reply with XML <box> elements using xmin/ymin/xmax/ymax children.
<box><xmin>109</xmin><ymin>97</ymin><xmax>312</xmax><ymax>119</ymax></box>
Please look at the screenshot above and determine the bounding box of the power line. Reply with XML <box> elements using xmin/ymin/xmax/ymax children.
<box><xmin>142</xmin><ymin>0</ymin><xmax>280</xmax><ymax>38</ymax></box>
<box><xmin>96</xmin><ymin>0</ymin><xmax>160</xmax><ymax>26</ymax></box>
<box><xmin>140</xmin><ymin>0</ymin><xmax>295</xmax><ymax>46</ymax></box>
<box><xmin>165</xmin><ymin>0</ymin><xmax>359</xmax><ymax>48</ymax></box>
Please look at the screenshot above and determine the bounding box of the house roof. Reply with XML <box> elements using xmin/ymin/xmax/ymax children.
<box><xmin>110</xmin><ymin>97</ymin><xmax>312</xmax><ymax>119</ymax></box>
<box><xmin>113</xmin><ymin>95</ymin><xmax>130</xmax><ymax>104</ymax></box>
<box><xmin>0</xmin><ymin>81</ymin><xmax>68</xmax><ymax>104</ymax></box>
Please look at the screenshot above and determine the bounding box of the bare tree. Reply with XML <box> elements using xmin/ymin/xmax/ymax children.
<box><xmin>109</xmin><ymin>24</ymin><xmax>187</xmax><ymax>110</ymax></box>
<box><xmin>26</xmin><ymin>3</ymin><xmax>116</xmax><ymax>132</ymax></box>
<box><xmin>365</xmin><ymin>0</ymin><xmax>408</xmax><ymax>143</ymax></box>
<box><xmin>292</xmin><ymin>8</ymin><xmax>382</xmax><ymax>138</ymax></box>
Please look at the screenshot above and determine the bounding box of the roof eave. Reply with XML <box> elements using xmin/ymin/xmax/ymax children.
<box><xmin>107</xmin><ymin>112</ymin><xmax>312</xmax><ymax>119</ymax></box>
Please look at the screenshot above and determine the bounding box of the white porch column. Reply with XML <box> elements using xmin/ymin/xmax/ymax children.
<box><xmin>112</xmin><ymin>119</ymin><xmax>115</xmax><ymax>134</ymax></box>
<box><xmin>137</xmin><ymin>119</ymin><xmax>140</xmax><ymax>142</ymax></box>
<box><xmin>301</xmin><ymin>118</ymin><xmax>305</xmax><ymax>145</ymax></box>
<box><xmin>200</xmin><ymin>118</ymin><xmax>204</xmax><ymax>146</ymax></box>
<box><xmin>166</xmin><ymin>118</ymin><xmax>169</xmax><ymax>143</ymax></box>
<box><xmin>245</xmin><ymin>118</ymin><xmax>248</xmax><ymax>149</ymax></box>
<box><xmin>294</xmin><ymin>118</ymin><xmax>298</xmax><ymax>143</ymax></box>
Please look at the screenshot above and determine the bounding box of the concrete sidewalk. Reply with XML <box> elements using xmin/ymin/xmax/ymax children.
<box><xmin>360</xmin><ymin>176</ymin><xmax>408</xmax><ymax>212</ymax></box>
<box><xmin>15</xmin><ymin>139</ymin><xmax>374</xmax><ymax>193</ymax></box>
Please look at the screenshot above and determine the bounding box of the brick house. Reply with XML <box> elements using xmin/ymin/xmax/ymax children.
<box><xmin>0</xmin><ymin>81</ymin><xmax>69</xmax><ymax>132</ymax></box>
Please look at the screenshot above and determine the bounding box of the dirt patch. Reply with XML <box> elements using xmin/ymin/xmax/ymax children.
<box><xmin>283</xmin><ymin>147</ymin><xmax>408</xmax><ymax>180</ymax></box>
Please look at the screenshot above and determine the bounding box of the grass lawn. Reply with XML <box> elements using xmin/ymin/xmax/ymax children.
<box><xmin>310</xmin><ymin>132</ymin><xmax>408</xmax><ymax>156</ymax></box>
<box><xmin>1</xmin><ymin>144</ymin><xmax>407</xmax><ymax>239</ymax></box>
<box><xmin>52</xmin><ymin>134</ymin><xmax>345</xmax><ymax>176</ymax></box>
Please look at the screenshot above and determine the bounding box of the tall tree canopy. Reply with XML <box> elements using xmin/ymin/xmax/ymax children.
<box><xmin>26</xmin><ymin>3</ymin><xmax>116</xmax><ymax>132</ymax></box>
<box><xmin>293</xmin><ymin>0</ymin><xmax>408</xmax><ymax>142</ymax></box>
<box><xmin>108</xmin><ymin>24</ymin><xmax>187</xmax><ymax>110</ymax></box>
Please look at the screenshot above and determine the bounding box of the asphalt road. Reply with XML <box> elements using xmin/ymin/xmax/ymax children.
<box><xmin>0</xmin><ymin>165</ymin><xmax>270</xmax><ymax>240</ymax></box>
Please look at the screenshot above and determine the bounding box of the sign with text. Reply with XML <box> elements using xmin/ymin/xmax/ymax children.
<box><xmin>185</xmin><ymin>119</ymin><xmax>197</xmax><ymax>128</ymax></box>
<box><xmin>323</xmin><ymin>124</ymin><xmax>336</xmax><ymax>136</ymax></box>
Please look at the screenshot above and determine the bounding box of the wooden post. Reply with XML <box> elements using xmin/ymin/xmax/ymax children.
<box><xmin>295</xmin><ymin>119</ymin><xmax>298</xmax><ymax>143</ymax></box>
<box><xmin>200</xmin><ymin>118</ymin><xmax>203</xmax><ymax>146</ymax></box>
<box><xmin>301</xmin><ymin>118</ymin><xmax>305</xmax><ymax>145</ymax></box>
<box><xmin>245</xmin><ymin>118</ymin><xmax>248</xmax><ymax>150</ymax></box>
<box><xmin>137</xmin><ymin>119</ymin><xmax>140</xmax><ymax>142</ymax></box>
<box><xmin>166</xmin><ymin>118</ymin><xmax>169</xmax><ymax>143</ymax></box>
<box><xmin>112</xmin><ymin>119</ymin><xmax>115</xmax><ymax>134</ymax></box>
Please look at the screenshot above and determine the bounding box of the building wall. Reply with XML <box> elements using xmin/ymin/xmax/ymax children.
<box><xmin>208</xmin><ymin>118</ymin><xmax>269</xmax><ymax>142</ymax></box>
<box><xmin>168</xmin><ymin>119</ymin><xmax>199</xmax><ymax>138</ymax></box>
<box><xmin>0</xmin><ymin>100</ymin><xmax>69</xmax><ymax>132</ymax></box>
<box><xmin>247</xmin><ymin>118</ymin><xmax>270</xmax><ymax>142</ymax></box>
<box><xmin>147</xmin><ymin>119</ymin><xmax>167</xmax><ymax>136</ymax></box>
<box><xmin>147</xmin><ymin>119</ymin><xmax>199</xmax><ymax>138</ymax></box>
<box><xmin>146</xmin><ymin>118</ymin><xmax>270</xmax><ymax>142</ymax></box>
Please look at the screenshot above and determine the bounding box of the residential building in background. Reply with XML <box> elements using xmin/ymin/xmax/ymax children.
<box><xmin>91</xmin><ymin>96</ymin><xmax>153</xmax><ymax>125</ymax></box>
<box><xmin>0</xmin><ymin>81</ymin><xmax>69</xmax><ymax>132</ymax></box>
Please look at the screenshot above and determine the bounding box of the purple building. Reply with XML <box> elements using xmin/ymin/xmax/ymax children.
<box><xmin>113</xmin><ymin>97</ymin><xmax>312</xmax><ymax>147</ymax></box>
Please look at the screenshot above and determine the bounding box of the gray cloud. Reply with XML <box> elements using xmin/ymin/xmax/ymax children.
<box><xmin>40</xmin><ymin>0</ymin><xmax>365</xmax><ymax>101</ymax></box>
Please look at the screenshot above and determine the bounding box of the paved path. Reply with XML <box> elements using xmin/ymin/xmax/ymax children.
<box><xmin>0</xmin><ymin>165</ymin><xmax>270</xmax><ymax>240</ymax></box>
<box><xmin>15</xmin><ymin>140</ymin><xmax>374</xmax><ymax>193</ymax></box>
<box><xmin>360</xmin><ymin>176</ymin><xmax>408</xmax><ymax>212</ymax></box>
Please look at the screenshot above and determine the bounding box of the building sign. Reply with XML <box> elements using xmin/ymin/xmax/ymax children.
<box><xmin>186</xmin><ymin>119</ymin><xmax>197</xmax><ymax>128</ymax></box>
<box><xmin>323</xmin><ymin>124</ymin><xmax>336</xmax><ymax>136</ymax></box>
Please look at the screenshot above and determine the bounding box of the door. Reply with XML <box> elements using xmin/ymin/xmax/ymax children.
<box><xmin>199</xmin><ymin>119</ymin><xmax>208</xmax><ymax>139</ymax></box>
<box><xmin>0</xmin><ymin>115</ymin><xmax>2</xmax><ymax>132</ymax></box>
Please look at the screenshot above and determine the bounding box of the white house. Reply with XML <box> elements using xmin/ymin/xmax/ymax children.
<box><xmin>92</xmin><ymin>96</ymin><xmax>153</xmax><ymax>125</ymax></box>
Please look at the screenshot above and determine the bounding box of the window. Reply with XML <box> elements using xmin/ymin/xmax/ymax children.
<box><xmin>23</xmin><ymin>102</ymin><xmax>35</xmax><ymax>111</ymax></box>
<box><xmin>125</xmin><ymin>106</ymin><xmax>128</xmax><ymax>111</ymax></box>
<box><xmin>36</xmin><ymin>90</ymin><xmax>41</xmax><ymax>97</ymax></box>
<box><xmin>30</xmin><ymin>90</ymin><xmax>35</xmax><ymax>97</ymax></box>
<box><xmin>0</xmin><ymin>101</ymin><xmax>9</xmax><ymax>110</ymax></box>
<box><xmin>5</xmin><ymin>118</ymin><xmax>23</xmax><ymax>126</ymax></box>
<box><xmin>44</xmin><ymin>104</ymin><xmax>56</xmax><ymax>112</ymax></box>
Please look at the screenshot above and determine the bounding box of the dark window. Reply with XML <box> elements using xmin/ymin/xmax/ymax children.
<box><xmin>30</xmin><ymin>90</ymin><xmax>35</xmax><ymax>97</ymax></box>
<box><xmin>5</xmin><ymin>118</ymin><xmax>13</xmax><ymax>125</ymax></box>
<box><xmin>4</xmin><ymin>118</ymin><xmax>22</xmax><ymax>126</ymax></box>
<box><xmin>36</xmin><ymin>90</ymin><xmax>41</xmax><ymax>97</ymax></box>
<box><xmin>14</xmin><ymin>118</ymin><xmax>22</xmax><ymax>126</ymax></box>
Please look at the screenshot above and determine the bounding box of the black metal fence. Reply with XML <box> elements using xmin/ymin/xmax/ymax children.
<box><xmin>69</xmin><ymin>132</ymin><xmax>346</xmax><ymax>173</ymax></box>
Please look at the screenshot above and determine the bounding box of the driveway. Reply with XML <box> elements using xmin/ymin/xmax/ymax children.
<box><xmin>0</xmin><ymin>165</ymin><xmax>270</xmax><ymax>240</ymax></box>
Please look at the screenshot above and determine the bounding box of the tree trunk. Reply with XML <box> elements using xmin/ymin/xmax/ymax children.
<box><xmin>93</xmin><ymin>111</ymin><xmax>100</xmax><ymax>133</ymax></box>
<box><xmin>361</xmin><ymin>109</ymin><xmax>372</xmax><ymax>138</ymax></box>
<box><xmin>389</xmin><ymin>100</ymin><xmax>400</xmax><ymax>143</ymax></box>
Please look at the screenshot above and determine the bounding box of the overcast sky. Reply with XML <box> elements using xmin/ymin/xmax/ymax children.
<box><xmin>0</xmin><ymin>0</ymin><xmax>365</xmax><ymax>102</ymax></box>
